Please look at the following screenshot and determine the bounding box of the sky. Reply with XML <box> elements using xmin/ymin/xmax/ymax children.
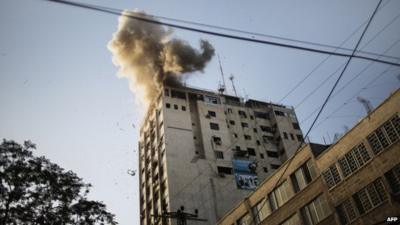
<box><xmin>0</xmin><ymin>0</ymin><xmax>399</xmax><ymax>224</ymax></box>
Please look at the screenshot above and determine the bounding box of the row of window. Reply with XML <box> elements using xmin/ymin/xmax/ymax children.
<box><xmin>336</xmin><ymin>177</ymin><xmax>389</xmax><ymax>225</ymax></box>
<box><xmin>322</xmin><ymin>114</ymin><xmax>399</xmax><ymax>189</ymax></box>
<box><xmin>236</xmin><ymin>160</ymin><xmax>317</xmax><ymax>225</ymax></box>
<box><xmin>245</xmin><ymin>194</ymin><xmax>330</xmax><ymax>225</ymax></box>
<box><xmin>165</xmin><ymin>103</ymin><xmax>186</xmax><ymax>111</ymax></box>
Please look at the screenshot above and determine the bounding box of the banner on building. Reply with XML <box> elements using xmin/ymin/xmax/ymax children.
<box><xmin>232</xmin><ymin>159</ymin><xmax>258</xmax><ymax>190</ymax></box>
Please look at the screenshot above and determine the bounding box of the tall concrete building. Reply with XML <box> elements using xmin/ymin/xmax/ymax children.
<box><xmin>218</xmin><ymin>89</ymin><xmax>400</xmax><ymax>225</ymax></box>
<box><xmin>138</xmin><ymin>86</ymin><xmax>304</xmax><ymax>225</ymax></box>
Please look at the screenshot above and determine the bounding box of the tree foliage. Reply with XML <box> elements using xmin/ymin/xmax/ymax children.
<box><xmin>0</xmin><ymin>139</ymin><xmax>117</xmax><ymax>225</ymax></box>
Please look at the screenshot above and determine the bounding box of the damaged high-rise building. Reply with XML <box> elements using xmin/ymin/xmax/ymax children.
<box><xmin>138</xmin><ymin>86</ymin><xmax>304</xmax><ymax>225</ymax></box>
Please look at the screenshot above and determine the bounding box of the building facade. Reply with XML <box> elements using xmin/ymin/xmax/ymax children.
<box><xmin>138</xmin><ymin>86</ymin><xmax>304</xmax><ymax>225</ymax></box>
<box><xmin>217</xmin><ymin>89</ymin><xmax>400</xmax><ymax>225</ymax></box>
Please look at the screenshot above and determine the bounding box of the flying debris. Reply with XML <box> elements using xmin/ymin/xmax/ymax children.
<box><xmin>127</xmin><ymin>169</ymin><xmax>136</xmax><ymax>176</ymax></box>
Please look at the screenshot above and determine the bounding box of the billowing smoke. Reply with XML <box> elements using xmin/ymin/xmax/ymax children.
<box><xmin>108</xmin><ymin>10</ymin><xmax>215</xmax><ymax>108</ymax></box>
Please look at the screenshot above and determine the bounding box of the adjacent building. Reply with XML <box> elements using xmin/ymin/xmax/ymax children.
<box><xmin>138</xmin><ymin>86</ymin><xmax>304</xmax><ymax>225</ymax></box>
<box><xmin>217</xmin><ymin>89</ymin><xmax>400</xmax><ymax>225</ymax></box>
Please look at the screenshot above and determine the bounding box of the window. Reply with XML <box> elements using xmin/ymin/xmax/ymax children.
<box><xmin>260</xmin><ymin>153</ymin><xmax>264</xmax><ymax>159</ymax></box>
<box><xmin>174</xmin><ymin>104</ymin><xmax>178</xmax><ymax>110</ymax></box>
<box><xmin>250</xmin><ymin>115</ymin><xmax>254</xmax><ymax>120</ymax></box>
<box><xmin>181</xmin><ymin>106</ymin><xmax>186</xmax><ymax>111</ymax></box>
<box><xmin>263</xmin><ymin>135</ymin><xmax>273</xmax><ymax>143</ymax></box>
<box><xmin>236</xmin><ymin>213</ymin><xmax>251</xmax><ymax>225</ymax></box>
<box><xmin>212</xmin><ymin>136</ymin><xmax>222</xmax><ymax>145</ymax></box>
<box><xmin>217</xmin><ymin>166</ymin><xmax>232</xmax><ymax>174</ymax></box>
<box><xmin>268</xmin><ymin>180</ymin><xmax>293</xmax><ymax>211</ymax></box>
<box><xmin>171</xmin><ymin>90</ymin><xmax>186</xmax><ymax>99</ymax></box>
<box><xmin>214</xmin><ymin>151</ymin><xmax>224</xmax><ymax>159</ymax></box>
<box><xmin>290</xmin><ymin>133</ymin><xmax>295</xmax><ymax>140</ymax></box>
<box><xmin>164</xmin><ymin>88</ymin><xmax>169</xmax><ymax>96</ymax></box>
<box><xmin>204</xmin><ymin>95</ymin><xmax>220</xmax><ymax>104</ymax></box>
<box><xmin>227</xmin><ymin>108</ymin><xmax>233</xmax><ymax>113</ymax></box>
<box><xmin>210</xmin><ymin>123</ymin><xmax>219</xmax><ymax>130</ymax></box>
<box><xmin>297</xmin><ymin>135</ymin><xmax>303</xmax><ymax>142</ymax></box>
<box><xmin>238</xmin><ymin>110</ymin><xmax>247</xmax><ymax>118</ymax></box>
<box><xmin>281</xmin><ymin>213</ymin><xmax>301</xmax><ymax>225</ymax></box>
<box><xmin>385</xmin><ymin>164</ymin><xmax>400</xmax><ymax>194</ymax></box>
<box><xmin>292</xmin><ymin>123</ymin><xmax>300</xmax><ymax>130</ymax></box>
<box><xmin>166</xmin><ymin>103</ymin><xmax>171</xmax><ymax>108</ymax></box>
<box><xmin>353</xmin><ymin>178</ymin><xmax>387</xmax><ymax>215</ymax></box>
<box><xmin>229</xmin><ymin>120</ymin><xmax>235</xmax><ymax>125</ymax></box>
<box><xmin>338</xmin><ymin>143</ymin><xmax>370</xmax><ymax>177</ymax></box>
<box><xmin>241</xmin><ymin>122</ymin><xmax>249</xmax><ymax>128</ymax></box>
<box><xmin>367</xmin><ymin>114</ymin><xmax>399</xmax><ymax>154</ymax></box>
<box><xmin>253</xmin><ymin>128</ymin><xmax>257</xmax><ymax>133</ymax></box>
<box><xmin>274</xmin><ymin>110</ymin><xmax>285</xmax><ymax>116</ymax></box>
<box><xmin>283</xmin><ymin>132</ymin><xmax>288</xmax><ymax>139</ymax></box>
<box><xmin>247</xmin><ymin>148</ymin><xmax>256</xmax><ymax>156</ymax></box>
<box><xmin>336</xmin><ymin>199</ymin><xmax>357</xmax><ymax>225</ymax></box>
<box><xmin>254</xmin><ymin>111</ymin><xmax>269</xmax><ymax>119</ymax></box>
<box><xmin>271</xmin><ymin>164</ymin><xmax>281</xmax><ymax>169</ymax></box>
<box><xmin>300</xmin><ymin>195</ymin><xmax>330</xmax><ymax>225</ymax></box>
<box><xmin>208</xmin><ymin>111</ymin><xmax>216</xmax><ymax>117</ymax></box>
<box><xmin>267</xmin><ymin>151</ymin><xmax>279</xmax><ymax>158</ymax></box>
<box><xmin>252</xmin><ymin>198</ymin><xmax>271</xmax><ymax>223</ymax></box>
<box><xmin>234</xmin><ymin>133</ymin><xmax>238</xmax><ymax>138</ymax></box>
<box><xmin>260</xmin><ymin>125</ymin><xmax>272</xmax><ymax>133</ymax></box>
<box><xmin>322</xmin><ymin>164</ymin><xmax>341</xmax><ymax>189</ymax></box>
<box><xmin>244</xmin><ymin>135</ymin><xmax>252</xmax><ymax>140</ymax></box>
<box><xmin>291</xmin><ymin>160</ymin><xmax>317</xmax><ymax>192</ymax></box>
<box><xmin>263</xmin><ymin>167</ymin><xmax>268</xmax><ymax>173</ymax></box>
<box><xmin>256</xmin><ymin>140</ymin><xmax>261</xmax><ymax>145</ymax></box>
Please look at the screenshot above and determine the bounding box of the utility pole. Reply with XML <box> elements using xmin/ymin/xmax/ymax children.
<box><xmin>152</xmin><ymin>206</ymin><xmax>207</xmax><ymax>225</ymax></box>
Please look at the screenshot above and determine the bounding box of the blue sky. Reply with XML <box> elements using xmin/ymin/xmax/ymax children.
<box><xmin>1</xmin><ymin>0</ymin><xmax>399</xmax><ymax>224</ymax></box>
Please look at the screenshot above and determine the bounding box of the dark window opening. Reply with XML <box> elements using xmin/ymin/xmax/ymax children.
<box><xmin>292</xmin><ymin>123</ymin><xmax>300</xmax><ymax>130</ymax></box>
<box><xmin>214</xmin><ymin>151</ymin><xmax>224</xmax><ymax>159</ymax></box>
<box><xmin>238</xmin><ymin>110</ymin><xmax>247</xmax><ymax>118</ymax></box>
<box><xmin>208</xmin><ymin>111</ymin><xmax>216</xmax><ymax>117</ymax></box>
<box><xmin>171</xmin><ymin>90</ymin><xmax>186</xmax><ymax>99</ymax></box>
<box><xmin>241</xmin><ymin>122</ymin><xmax>249</xmax><ymax>128</ymax></box>
<box><xmin>254</xmin><ymin>111</ymin><xmax>269</xmax><ymax>119</ymax></box>
<box><xmin>290</xmin><ymin>133</ymin><xmax>295</xmax><ymax>140</ymax></box>
<box><xmin>247</xmin><ymin>148</ymin><xmax>256</xmax><ymax>156</ymax></box>
<box><xmin>297</xmin><ymin>135</ymin><xmax>303</xmax><ymax>142</ymax></box>
<box><xmin>174</xmin><ymin>104</ymin><xmax>178</xmax><ymax>110</ymax></box>
<box><xmin>260</xmin><ymin>125</ymin><xmax>272</xmax><ymax>133</ymax></box>
<box><xmin>244</xmin><ymin>135</ymin><xmax>252</xmax><ymax>140</ymax></box>
<box><xmin>166</xmin><ymin>103</ymin><xmax>171</xmax><ymax>108</ymax></box>
<box><xmin>263</xmin><ymin>167</ymin><xmax>268</xmax><ymax>173</ymax></box>
<box><xmin>181</xmin><ymin>106</ymin><xmax>186</xmax><ymax>111</ymax></box>
<box><xmin>260</xmin><ymin>153</ymin><xmax>264</xmax><ymax>159</ymax></box>
<box><xmin>267</xmin><ymin>151</ymin><xmax>279</xmax><ymax>158</ymax></box>
<box><xmin>210</xmin><ymin>123</ymin><xmax>220</xmax><ymax>130</ymax></box>
<box><xmin>283</xmin><ymin>132</ymin><xmax>288</xmax><ymax>139</ymax></box>
<box><xmin>274</xmin><ymin>110</ymin><xmax>285</xmax><ymax>116</ymax></box>
<box><xmin>271</xmin><ymin>164</ymin><xmax>281</xmax><ymax>169</ymax></box>
<box><xmin>217</xmin><ymin>166</ymin><xmax>232</xmax><ymax>174</ymax></box>
<box><xmin>229</xmin><ymin>120</ymin><xmax>235</xmax><ymax>125</ymax></box>
<box><xmin>213</xmin><ymin>136</ymin><xmax>222</xmax><ymax>145</ymax></box>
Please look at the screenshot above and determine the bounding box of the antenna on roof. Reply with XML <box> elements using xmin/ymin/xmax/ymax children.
<box><xmin>229</xmin><ymin>74</ymin><xmax>238</xmax><ymax>97</ymax></box>
<box><xmin>217</xmin><ymin>55</ymin><xmax>226</xmax><ymax>94</ymax></box>
<box><xmin>357</xmin><ymin>96</ymin><xmax>373</xmax><ymax>115</ymax></box>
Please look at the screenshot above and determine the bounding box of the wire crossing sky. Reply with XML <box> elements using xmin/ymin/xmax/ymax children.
<box><xmin>1</xmin><ymin>0</ymin><xmax>399</xmax><ymax>224</ymax></box>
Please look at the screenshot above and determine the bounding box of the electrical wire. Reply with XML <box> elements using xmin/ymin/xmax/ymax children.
<box><xmin>295</xmin><ymin>37</ymin><xmax>400</xmax><ymax>109</ymax></box>
<box><xmin>40</xmin><ymin>0</ymin><xmax>400</xmax><ymax>67</ymax></box>
<box><xmin>278</xmin><ymin>0</ymin><xmax>395</xmax><ymax>103</ymax></box>
<box><xmin>282</xmin><ymin>6</ymin><xmax>400</xmax><ymax>105</ymax></box>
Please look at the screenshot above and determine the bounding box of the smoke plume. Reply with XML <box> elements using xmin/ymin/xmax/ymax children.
<box><xmin>108</xmin><ymin>11</ymin><xmax>215</xmax><ymax>107</ymax></box>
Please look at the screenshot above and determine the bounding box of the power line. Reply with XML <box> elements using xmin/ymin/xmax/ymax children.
<box><xmin>40</xmin><ymin>0</ymin><xmax>400</xmax><ymax>67</ymax></box>
<box><xmin>250</xmin><ymin>1</ymin><xmax>383</xmax><ymax>224</ymax></box>
<box><xmin>41</xmin><ymin>0</ymin><xmax>400</xmax><ymax>62</ymax></box>
<box><xmin>279</xmin><ymin>0</ymin><xmax>400</xmax><ymax>103</ymax></box>
<box><xmin>312</xmin><ymin>65</ymin><xmax>399</xmax><ymax>130</ymax></box>
<box><xmin>294</xmin><ymin>38</ymin><xmax>400</xmax><ymax>109</ymax></box>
